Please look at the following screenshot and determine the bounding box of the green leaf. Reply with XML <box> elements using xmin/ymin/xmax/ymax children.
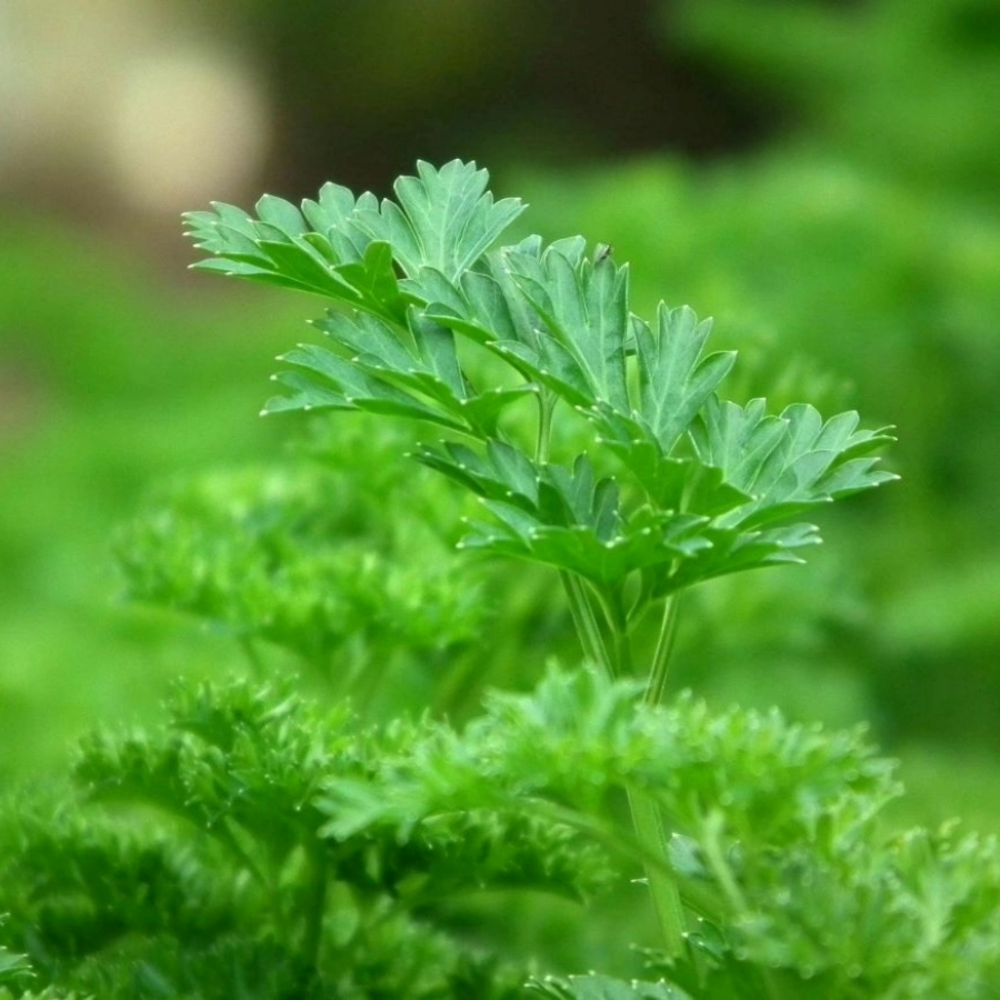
<box><xmin>254</xmin><ymin>193</ymin><xmax>309</xmax><ymax>236</ymax></box>
<box><xmin>415</xmin><ymin>442</ymin><xmax>711</xmax><ymax>587</ymax></box>
<box><xmin>461</xmin><ymin>502</ymin><xmax>712</xmax><ymax>588</ymax></box>
<box><xmin>693</xmin><ymin>398</ymin><xmax>898</xmax><ymax>531</ymax></box>
<box><xmin>413</xmin><ymin>439</ymin><xmax>542</xmax><ymax>508</ymax></box>
<box><xmin>633</xmin><ymin>305</ymin><xmax>737</xmax><ymax>453</ymax></box>
<box><xmin>655</xmin><ymin>520</ymin><xmax>821</xmax><ymax>596</ymax></box>
<box><xmin>590</xmin><ymin>405</ymin><xmax>752</xmax><ymax>514</ymax></box>
<box><xmin>503</xmin><ymin>243</ymin><xmax>632</xmax><ymax>412</ymax></box>
<box><xmin>266</xmin><ymin>344</ymin><xmax>461</xmax><ymax>427</ymax></box>
<box><xmin>300</xmin><ymin>181</ymin><xmax>356</xmax><ymax>235</ymax></box>
<box><xmin>256</xmin><ymin>239</ymin><xmax>360</xmax><ymax>299</ymax></box>
<box><xmin>332</xmin><ymin>239</ymin><xmax>412</xmax><ymax>322</ymax></box>
<box><xmin>342</xmin><ymin>160</ymin><xmax>525</xmax><ymax>283</ymax></box>
<box><xmin>267</xmin><ymin>310</ymin><xmax>531</xmax><ymax>437</ymax></box>
<box><xmin>390</xmin><ymin>159</ymin><xmax>526</xmax><ymax>280</ymax></box>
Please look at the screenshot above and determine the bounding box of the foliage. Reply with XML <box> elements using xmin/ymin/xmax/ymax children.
<box><xmin>319</xmin><ymin>666</ymin><xmax>1000</xmax><ymax>997</ymax></box>
<box><xmin>0</xmin><ymin>677</ymin><xmax>563</xmax><ymax>999</ymax></box>
<box><xmin>0</xmin><ymin>217</ymin><xmax>308</xmax><ymax>772</ymax></box>
<box><xmin>3</xmin><ymin>671</ymin><xmax>1000</xmax><ymax>998</ymax></box>
<box><xmin>8</xmin><ymin>160</ymin><xmax>999</xmax><ymax>1000</ymax></box>
<box><xmin>184</xmin><ymin>159</ymin><xmax>895</xmax><ymax>627</ymax></box>
<box><xmin>512</xmin><ymin>140</ymin><xmax>1000</xmax><ymax>745</ymax></box>
<box><xmin>113</xmin><ymin>460</ymin><xmax>485</xmax><ymax>697</ymax></box>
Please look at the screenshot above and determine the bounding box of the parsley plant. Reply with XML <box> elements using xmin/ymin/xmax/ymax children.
<box><xmin>184</xmin><ymin>159</ymin><xmax>896</xmax><ymax>957</ymax></box>
<box><xmin>8</xmin><ymin>161</ymin><xmax>1000</xmax><ymax>1000</ymax></box>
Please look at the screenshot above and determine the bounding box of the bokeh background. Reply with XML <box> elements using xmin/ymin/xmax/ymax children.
<box><xmin>2</xmin><ymin>0</ymin><xmax>999</xmax><ymax>829</ymax></box>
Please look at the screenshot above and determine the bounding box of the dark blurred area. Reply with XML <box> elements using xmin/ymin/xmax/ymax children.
<box><xmin>1</xmin><ymin>0</ymin><xmax>999</xmax><ymax>826</ymax></box>
<box><xmin>211</xmin><ymin>0</ymin><xmax>777</xmax><ymax>197</ymax></box>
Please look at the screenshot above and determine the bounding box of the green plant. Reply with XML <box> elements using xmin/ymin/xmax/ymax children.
<box><xmin>5</xmin><ymin>161</ymin><xmax>999</xmax><ymax>999</ymax></box>
<box><xmin>182</xmin><ymin>158</ymin><xmax>896</xmax><ymax>955</ymax></box>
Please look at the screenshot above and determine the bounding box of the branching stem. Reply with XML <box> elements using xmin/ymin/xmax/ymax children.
<box><xmin>561</xmin><ymin>572</ymin><xmax>686</xmax><ymax>958</ymax></box>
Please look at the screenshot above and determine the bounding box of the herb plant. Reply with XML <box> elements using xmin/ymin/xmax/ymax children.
<box><xmin>3</xmin><ymin>160</ymin><xmax>999</xmax><ymax>999</ymax></box>
<box><xmin>182</xmin><ymin>158</ymin><xmax>896</xmax><ymax>956</ymax></box>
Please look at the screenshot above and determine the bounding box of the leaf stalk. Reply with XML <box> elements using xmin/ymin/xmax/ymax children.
<box><xmin>561</xmin><ymin>571</ymin><xmax>687</xmax><ymax>958</ymax></box>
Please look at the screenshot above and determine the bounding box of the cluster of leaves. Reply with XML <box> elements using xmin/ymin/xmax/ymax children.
<box><xmin>184</xmin><ymin>160</ymin><xmax>895</xmax><ymax>631</ymax></box>
<box><xmin>4</xmin><ymin>672</ymin><xmax>999</xmax><ymax>999</ymax></box>
<box><xmin>0</xmin><ymin>676</ymin><xmax>605</xmax><ymax>1000</ymax></box>
<box><xmin>320</xmin><ymin>666</ymin><xmax>1000</xmax><ymax>998</ymax></box>
<box><xmin>165</xmin><ymin>159</ymin><xmax>941</xmax><ymax>997</ymax></box>
<box><xmin>113</xmin><ymin>455</ymin><xmax>486</xmax><ymax>697</ymax></box>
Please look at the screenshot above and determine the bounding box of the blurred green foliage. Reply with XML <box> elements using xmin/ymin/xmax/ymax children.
<box><xmin>669</xmin><ymin>0</ymin><xmax>1000</xmax><ymax>195</ymax></box>
<box><xmin>0</xmin><ymin>217</ymin><xmax>298</xmax><ymax>770</ymax></box>
<box><xmin>0</xmin><ymin>216</ymin><xmax>571</xmax><ymax>770</ymax></box>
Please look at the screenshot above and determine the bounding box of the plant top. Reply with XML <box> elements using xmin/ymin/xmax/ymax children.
<box><xmin>185</xmin><ymin>159</ymin><xmax>896</xmax><ymax>625</ymax></box>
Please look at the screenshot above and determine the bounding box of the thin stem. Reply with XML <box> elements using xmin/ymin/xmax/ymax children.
<box><xmin>601</xmin><ymin>588</ymin><xmax>636</xmax><ymax>678</ymax></box>
<box><xmin>645</xmin><ymin>593</ymin><xmax>682</xmax><ymax>708</ymax></box>
<box><xmin>560</xmin><ymin>573</ymin><xmax>687</xmax><ymax>959</ymax></box>
<box><xmin>560</xmin><ymin>570</ymin><xmax>614</xmax><ymax>676</ymax></box>
<box><xmin>633</xmin><ymin>591</ymin><xmax>688</xmax><ymax>955</ymax></box>
<box><xmin>627</xmin><ymin>789</ymin><xmax>686</xmax><ymax>958</ymax></box>
<box><xmin>615</xmin><ymin>589</ymin><xmax>686</xmax><ymax>958</ymax></box>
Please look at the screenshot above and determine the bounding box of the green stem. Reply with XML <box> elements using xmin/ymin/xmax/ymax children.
<box><xmin>627</xmin><ymin>789</ymin><xmax>686</xmax><ymax>958</ymax></box>
<box><xmin>560</xmin><ymin>571</ymin><xmax>613</xmax><ymax>676</ymax></box>
<box><xmin>635</xmin><ymin>592</ymin><xmax>688</xmax><ymax>956</ymax></box>
<box><xmin>645</xmin><ymin>593</ymin><xmax>682</xmax><ymax>708</ymax></box>
<box><xmin>590</xmin><ymin>586</ymin><xmax>633</xmax><ymax>678</ymax></box>
<box><xmin>560</xmin><ymin>572</ymin><xmax>686</xmax><ymax>958</ymax></box>
<box><xmin>618</xmin><ymin>590</ymin><xmax>686</xmax><ymax>958</ymax></box>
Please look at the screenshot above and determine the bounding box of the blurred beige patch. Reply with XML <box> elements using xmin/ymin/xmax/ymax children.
<box><xmin>0</xmin><ymin>0</ymin><xmax>269</xmax><ymax>211</ymax></box>
<box><xmin>104</xmin><ymin>49</ymin><xmax>270</xmax><ymax>214</ymax></box>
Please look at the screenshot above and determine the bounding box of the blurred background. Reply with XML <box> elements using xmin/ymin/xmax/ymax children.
<box><xmin>1</xmin><ymin>0</ymin><xmax>999</xmax><ymax>829</ymax></box>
